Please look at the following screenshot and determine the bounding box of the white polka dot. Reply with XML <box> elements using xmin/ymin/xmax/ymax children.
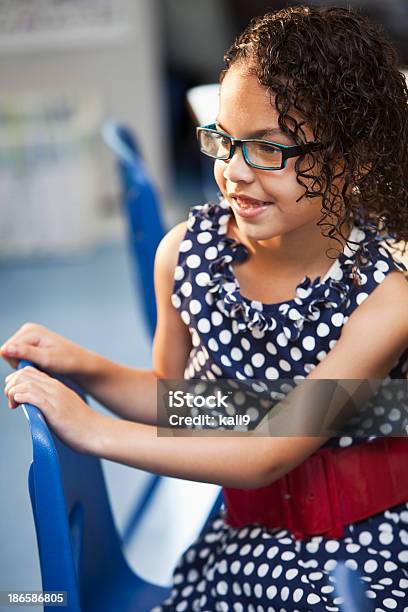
<box><xmin>189</xmin><ymin>299</ymin><xmax>202</xmax><ymax>315</ymax></box>
<box><xmin>398</xmin><ymin>551</ymin><xmax>408</xmax><ymax>562</ymax></box>
<box><xmin>256</xmin><ymin>563</ymin><xmax>269</xmax><ymax>577</ymax></box>
<box><xmin>231</xmin><ymin>347</ymin><xmax>243</xmax><ymax>361</ymax></box>
<box><xmin>373</xmin><ymin>270</ymin><xmax>386</xmax><ymax>284</ymax></box>
<box><xmin>293</xmin><ymin>588</ymin><xmax>304</xmax><ymax>602</ymax></box>
<box><xmin>282</xmin><ymin>551</ymin><xmax>296</xmax><ymax>561</ymax></box>
<box><xmin>175</xmin><ymin>601</ymin><xmax>188</xmax><ymax>611</ymax></box>
<box><xmin>364</xmin><ymin>560</ymin><xmax>378</xmax><ymax>574</ymax></box>
<box><xmin>346</xmin><ymin>543</ymin><xmax>361</xmax><ymax>554</ymax></box>
<box><xmin>307</xmin><ymin>593</ymin><xmax>321</xmax><ymax>604</ymax></box>
<box><xmin>216</xmin><ymin>580</ymin><xmax>228</xmax><ymax>596</ymax></box>
<box><xmin>281</xmin><ymin>586</ymin><xmax>290</xmax><ymax>601</ymax></box>
<box><xmin>197</xmin><ymin>318</ymin><xmax>211</xmax><ymax>333</ymax></box>
<box><xmin>325</xmin><ymin>540</ymin><xmax>340</xmax><ymax>553</ymax></box>
<box><xmin>345</xmin><ymin>559</ymin><xmax>358</xmax><ymax>571</ymax></box>
<box><xmin>356</xmin><ymin>292</ymin><xmax>369</xmax><ymax>305</ymax></box>
<box><xmin>253</xmin><ymin>544</ymin><xmax>265</xmax><ymax>558</ymax></box>
<box><xmin>230</xmin><ymin>561</ymin><xmax>241</xmax><ymax>574</ymax></box>
<box><xmin>309</xmin><ymin>571</ymin><xmax>324</xmax><ymax>581</ymax></box>
<box><xmin>383</xmin><ymin>598</ymin><xmax>398</xmax><ymax>609</ymax></box>
<box><xmin>277</xmin><ymin>332</ymin><xmax>288</xmax><ymax>347</ymax></box>
<box><xmin>290</xmin><ymin>347</ymin><xmax>302</xmax><ymax>361</ymax></box>
<box><xmin>221</xmin><ymin>355</ymin><xmax>232</xmax><ymax>367</ymax></box>
<box><xmin>241</xmin><ymin>338</ymin><xmax>251</xmax><ymax>350</ymax></box>
<box><xmin>219</xmin><ymin>329</ymin><xmax>232</xmax><ymax>344</ymax></box>
<box><xmin>181</xmin><ymin>311</ymin><xmax>191</xmax><ymax>325</ymax></box>
<box><xmin>288</xmin><ymin>308</ymin><xmax>302</xmax><ymax>320</ymax></box>
<box><xmin>199</xmin><ymin>218</ymin><xmax>212</xmax><ymax>230</ymax></box>
<box><xmin>179</xmin><ymin>239</ymin><xmax>193</xmax><ymax>252</ymax></box>
<box><xmin>194</xmin><ymin>272</ymin><xmax>209</xmax><ymax>287</ymax></box>
<box><xmin>172</xmin><ymin>294</ymin><xmax>181</xmax><ymax>308</ymax></box>
<box><xmin>272</xmin><ymin>565</ymin><xmax>283</xmax><ymax>579</ymax></box>
<box><xmin>266</xmin><ymin>341</ymin><xmax>277</xmax><ymax>355</ymax></box>
<box><xmin>339</xmin><ymin>436</ymin><xmax>353</xmax><ymax>448</ymax></box>
<box><xmin>266</xmin><ymin>546</ymin><xmax>279</xmax><ymax>559</ymax></box>
<box><xmin>187</xmin><ymin>568</ymin><xmax>199</xmax><ymax>582</ymax></box>
<box><xmin>253</xmin><ymin>584</ymin><xmax>263</xmax><ymax>599</ymax></box>
<box><xmin>324</xmin><ymin>559</ymin><xmax>337</xmax><ymax>571</ymax></box>
<box><xmin>251</xmin><ymin>353</ymin><xmax>265</xmax><ymax>368</ymax></box>
<box><xmin>244</xmin><ymin>364</ymin><xmax>254</xmax><ymax>377</ymax></box>
<box><xmin>302</xmin><ymin>336</ymin><xmax>316</xmax><ymax>351</ymax></box>
<box><xmin>389</xmin><ymin>408</ymin><xmax>401</xmax><ymax>421</ymax></box>
<box><xmin>211</xmin><ymin>311</ymin><xmax>223</xmax><ymax>326</ymax></box>
<box><xmin>306</xmin><ymin>541</ymin><xmax>320</xmax><ymax>554</ymax></box>
<box><xmin>265</xmin><ymin>367</ymin><xmax>279</xmax><ymax>380</ymax></box>
<box><xmin>205</xmin><ymin>246</ymin><xmax>218</xmax><ymax>260</ymax></box>
<box><xmin>266</xmin><ymin>585</ymin><xmax>277</xmax><ymax>600</ymax></box>
<box><xmin>197</xmin><ymin>231</ymin><xmax>212</xmax><ymax>244</ymax></box>
<box><xmin>174</xmin><ymin>266</ymin><xmax>184</xmax><ymax>281</ymax></box>
<box><xmin>384</xmin><ymin>561</ymin><xmax>398</xmax><ymax>572</ymax></box>
<box><xmin>186</xmin><ymin>254</ymin><xmax>201</xmax><ymax>269</ymax></box>
<box><xmin>225</xmin><ymin>543</ymin><xmax>238</xmax><ymax>555</ymax></box>
<box><xmin>243</xmin><ymin>562</ymin><xmax>255</xmax><ymax>576</ymax></box>
<box><xmin>379</xmin><ymin>531</ymin><xmax>394</xmax><ymax>545</ymax></box>
<box><xmin>279</xmin><ymin>359</ymin><xmax>292</xmax><ymax>372</ymax></box>
<box><xmin>239</xmin><ymin>543</ymin><xmax>252</xmax><ymax>556</ymax></box>
<box><xmin>317</xmin><ymin>322</ymin><xmax>330</xmax><ymax>337</ymax></box>
<box><xmin>180</xmin><ymin>282</ymin><xmax>192</xmax><ymax>297</ymax></box>
<box><xmin>208</xmin><ymin>338</ymin><xmax>219</xmax><ymax>351</ymax></box>
<box><xmin>331</xmin><ymin>313</ymin><xmax>344</xmax><ymax>327</ymax></box>
<box><xmin>286</xmin><ymin>569</ymin><xmax>299</xmax><ymax>580</ymax></box>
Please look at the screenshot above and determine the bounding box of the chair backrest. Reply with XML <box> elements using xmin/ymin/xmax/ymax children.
<box><xmin>20</xmin><ymin>360</ymin><xmax>169</xmax><ymax>612</ymax></box>
<box><xmin>101</xmin><ymin>121</ymin><xmax>165</xmax><ymax>338</ymax></box>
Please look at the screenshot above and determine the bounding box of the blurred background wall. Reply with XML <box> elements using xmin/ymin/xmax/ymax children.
<box><xmin>0</xmin><ymin>0</ymin><xmax>406</xmax><ymax>260</ymax></box>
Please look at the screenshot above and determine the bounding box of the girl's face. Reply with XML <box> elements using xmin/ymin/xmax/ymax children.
<box><xmin>214</xmin><ymin>65</ymin><xmax>325</xmax><ymax>243</ymax></box>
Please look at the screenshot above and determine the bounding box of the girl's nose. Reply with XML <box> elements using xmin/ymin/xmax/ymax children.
<box><xmin>222</xmin><ymin>146</ymin><xmax>255</xmax><ymax>184</ymax></box>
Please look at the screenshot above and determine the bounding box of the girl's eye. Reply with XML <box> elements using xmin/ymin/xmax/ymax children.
<box><xmin>257</xmin><ymin>143</ymin><xmax>280</xmax><ymax>154</ymax></box>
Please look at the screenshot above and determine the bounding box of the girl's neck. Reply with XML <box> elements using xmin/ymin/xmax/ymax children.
<box><xmin>229</xmin><ymin>217</ymin><xmax>353</xmax><ymax>279</ymax></box>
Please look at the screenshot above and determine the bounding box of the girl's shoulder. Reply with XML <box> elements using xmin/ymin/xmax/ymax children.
<box><xmin>340</xmin><ymin>222</ymin><xmax>408</xmax><ymax>304</ymax></box>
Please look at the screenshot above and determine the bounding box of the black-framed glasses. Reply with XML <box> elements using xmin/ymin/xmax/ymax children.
<box><xmin>196</xmin><ymin>123</ymin><xmax>321</xmax><ymax>171</ymax></box>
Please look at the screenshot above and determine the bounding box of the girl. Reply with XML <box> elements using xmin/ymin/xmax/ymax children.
<box><xmin>3</xmin><ymin>5</ymin><xmax>408</xmax><ymax>611</ymax></box>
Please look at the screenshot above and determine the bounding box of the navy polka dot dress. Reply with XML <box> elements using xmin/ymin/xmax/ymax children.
<box><xmin>155</xmin><ymin>199</ymin><xmax>408</xmax><ymax>612</ymax></box>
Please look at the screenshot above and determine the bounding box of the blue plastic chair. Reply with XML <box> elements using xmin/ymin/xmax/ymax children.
<box><xmin>332</xmin><ymin>561</ymin><xmax>374</xmax><ymax>612</ymax></box>
<box><xmin>19</xmin><ymin>359</ymin><xmax>171</xmax><ymax>612</ymax></box>
<box><xmin>101</xmin><ymin>121</ymin><xmax>165</xmax><ymax>338</ymax></box>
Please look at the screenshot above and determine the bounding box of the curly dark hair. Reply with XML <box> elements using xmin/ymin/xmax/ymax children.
<box><xmin>221</xmin><ymin>5</ymin><xmax>408</xmax><ymax>267</ymax></box>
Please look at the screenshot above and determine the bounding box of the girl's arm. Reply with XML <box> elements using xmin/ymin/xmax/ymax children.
<box><xmin>6</xmin><ymin>269</ymin><xmax>408</xmax><ymax>489</ymax></box>
<box><xmin>68</xmin><ymin>220</ymin><xmax>192</xmax><ymax>424</ymax></box>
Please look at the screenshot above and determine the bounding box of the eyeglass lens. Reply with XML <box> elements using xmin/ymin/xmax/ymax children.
<box><xmin>198</xmin><ymin>130</ymin><xmax>283</xmax><ymax>169</ymax></box>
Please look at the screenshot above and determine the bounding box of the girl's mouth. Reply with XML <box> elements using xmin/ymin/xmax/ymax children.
<box><xmin>230</xmin><ymin>195</ymin><xmax>274</xmax><ymax>219</ymax></box>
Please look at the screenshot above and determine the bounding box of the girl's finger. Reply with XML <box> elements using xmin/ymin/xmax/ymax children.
<box><xmin>1</xmin><ymin>327</ymin><xmax>42</xmax><ymax>352</ymax></box>
<box><xmin>10</xmin><ymin>391</ymin><xmax>47</xmax><ymax>411</ymax></box>
<box><xmin>1</xmin><ymin>343</ymin><xmax>50</xmax><ymax>369</ymax></box>
<box><xmin>5</xmin><ymin>366</ymin><xmax>50</xmax><ymax>387</ymax></box>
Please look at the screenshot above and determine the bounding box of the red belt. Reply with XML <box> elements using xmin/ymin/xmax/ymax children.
<box><xmin>223</xmin><ymin>436</ymin><xmax>408</xmax><ymax>540</ymax></box>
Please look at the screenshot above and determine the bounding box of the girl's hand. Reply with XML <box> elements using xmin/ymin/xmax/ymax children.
<box><xmin>1</xmin><ymin>322</ymin><xmax>88</xmax><ymax>376</ymax></box>
<box><xmin>4</xmin><ymin>365</ymin><xmax>100</xmax><ymax>454</ymax></box>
